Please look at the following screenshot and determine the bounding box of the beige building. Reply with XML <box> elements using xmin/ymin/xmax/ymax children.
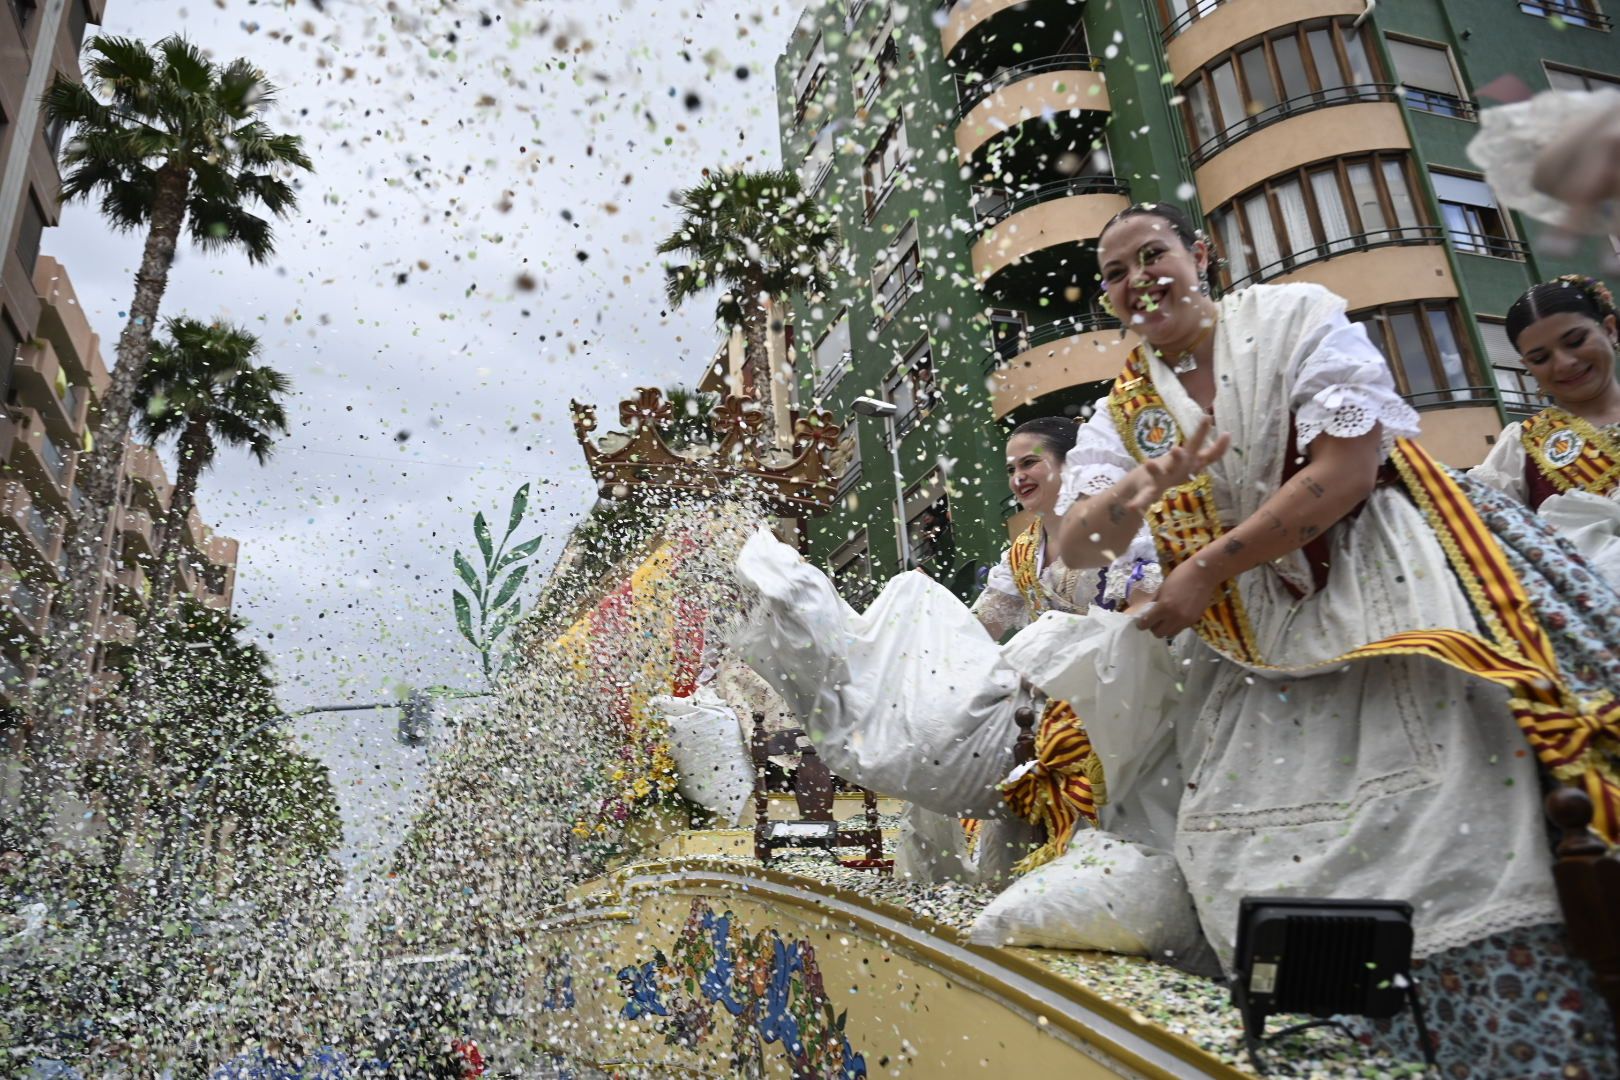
<box><xmin>1</xmin><ymin>2</ymin><xmax>240</xmax><ymax>711</ymax></box>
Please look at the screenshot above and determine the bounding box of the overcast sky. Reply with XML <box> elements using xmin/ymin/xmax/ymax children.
<box><xmin>46</xmin><ymin>0</ymin><xmax>805</xmax><ymax>709</ymax></box>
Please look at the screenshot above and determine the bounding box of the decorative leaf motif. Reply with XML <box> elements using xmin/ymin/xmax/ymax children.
<box><xmin>453</xmin><ymin>550</ymin><xmax>483</xmax><ymax>600</ymax></box>
<box><xmin>494</xmin><ymin>535</ymin><xmax>544</xmax><ymax>574</ymax></box>
<box><xmin>487</xmin><ymin>602</ymin><xmax>522</xmax><ymax>650</ymax></box>
<box><xmin>453</xmin><ymin>590</ymin><xmax>477</xmax><ymax>648</ymax></box>
<box><xmin>506</xmin><ymin>482</ymin><xmax>530</xmax><ymax>539</ymax></box>
<box><xmin>474</xmin><ymin>512</ymin><xmax>494</xmax><ymax>568</ymax></box>
<box><xmin>490</xmin><ymin>563</ymin><xmax>529</xmax><ymax>612</ymax></box>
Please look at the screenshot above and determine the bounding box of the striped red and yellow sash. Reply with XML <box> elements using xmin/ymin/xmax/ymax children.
<box><xmin>1106</xmin><ymin>350</ymin><xmax>1620</xmax><ymax>841</ymax></box>
<box><xmin>999</xmin><ymin>699</ymin><xmax>1106</xmax><ymax>873</ymax></box>
<box><xmin>1521</xmin><ymin>408</ymin><xmax>1620</xmax><ymax>500</ymax></box>
<box><xmin>1008</xmin><ymin>520</ymin><xmax>1046</xmax><ymax>615</ymax></box>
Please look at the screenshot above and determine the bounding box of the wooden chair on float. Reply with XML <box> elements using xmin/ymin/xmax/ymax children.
<box><xmin>1546</xmin><ymin>786</ymin><xmax>1620</xmax><ymax>1048</ymax></box>
<box><xmin>750</xmin><ymin>712</ymin><xmax>884</xmax><ymax>869</ymax></box>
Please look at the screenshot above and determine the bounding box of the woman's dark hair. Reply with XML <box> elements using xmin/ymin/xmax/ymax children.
<box><xmin>1098</xmin><ymin>201</ymin><xmax>1215</xmax><ymax>289</ymax></box>
<box><xmin>1009</xmin><ymin>415</ymin><xmax>1080</xmax><ymax>460</ymax></box>
<box><xmin>1505</xmin><ymin>275</ymin><xmax>1617</xmax><ymax>349</ymax></box>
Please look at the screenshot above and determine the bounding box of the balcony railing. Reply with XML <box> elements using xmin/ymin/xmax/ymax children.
<box><xmin>1189</xmin><ymin>84</ymin><xmax>1398</xmax><ymax>167</ymax></box>
<box><xmin>871</xmin><ymin>266</ymin><xmax>924</xmax><ymax>328</ymax></box>
<box><xmin>1402</xmin><ymin>385</ymin><xmax>1501</xmax><ymax>411</ymax></box>
<box><xmin>1401</xmin><ymin>86</ymin><xmax>1478</xmax><ymax>121</ymax></box>
<box><xmin>39</xmin><ymin>435</ymin><xmax>72</xmax><ymax>487</ymax></box>
<box><xmin>1447</xmin><ymin>230</ymin><xmax>1530</xmax><ymax>261</ymax></box>
<box><xmin>1495</xmin><ymin>371</ymin><xmax>1552</xmax><ymax>419</ymax></box>
<box><xmin>813</xmin><ymin>350</ymin><xmax>853</xmax><ymax>399</ymax></box>
<box><xmin>24</xmin><ymin>502</ymin><xmax>55</xmax><ymax>555</ymax></box>
<box><xmin>893</xmin><ymin>404</ymin><xmax>922</xmax><ymax>441</ymax></box>
<box><xmin>1160</xmin><ymin>0</ymin><xmax>1230</xmax><ymax>42</ymax></box>
<box><xmin>1220</xmin><ymin>225</ymin><xmax>1445</xmax><ymax>295</ymax></box>
<box><xmin>982</xmin><ymin>312</ymin><xmax>1124</xmax><ymax>374</ymax></box>
<box><xmin>956</xmin><ymin>53</ymin><xmax>1105</xmax><ymax>118</ymax></box>
<box><xmin>1518</xmin><ymin>0</ymin><xmax>1613</xmax><ymax>29</ymax></box>
<box><xmin>973</xmin><ymin>175</ymin><xmax>1131</xmax><ymax>227</ymax></box>
<box><xmin>839</xmin><ymin>576</ymin><xmax>880</xmax><ymax>610</ymax></box>
<box><xmin>837</xmin><ymin>462</ymin><xmax>864</xmax><ymax>497</ymax></box>
<box><xmin>9</xmin><ymin>579</ymin><xmax>49</xmax><ymax>625</ymax></box>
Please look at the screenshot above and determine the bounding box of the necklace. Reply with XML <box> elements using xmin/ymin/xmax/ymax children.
<box><xmin>1159</xmin><ymin>314</ymin><xmax>1218</xmax><ymax>375</ymax></box>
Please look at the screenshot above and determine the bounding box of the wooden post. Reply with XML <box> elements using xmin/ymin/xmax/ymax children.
<box><xmin>1546</xmin><ymin>785</ymin><xmax>1620</xmax><ymax>1048</ymax></box>
<box><xmin>1013</xmin><ymin>704</ymin><xmax>1037</xmax><ymax>768</ymax></box>
<box><xmin>752</xmin><ymin>712</ymin><xmax>771</xmax><ymax>864</ymax></box>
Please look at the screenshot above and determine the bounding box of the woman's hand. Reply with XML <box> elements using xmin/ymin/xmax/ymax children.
<box><xmin>1123</xmin><ymin>415</ymin><xmax>1231</xmax><ymax>513</ymax></box>
<box><xmin>1133</xmin><ymin>557</ymin><xmax>1219</xmax><ymax>639</ymax></box>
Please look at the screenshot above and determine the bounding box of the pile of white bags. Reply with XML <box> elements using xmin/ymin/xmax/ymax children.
<box><xmin>650</xmin><ymin>687</ymin><xmax>754</xmax><ymax>827</ymax></box>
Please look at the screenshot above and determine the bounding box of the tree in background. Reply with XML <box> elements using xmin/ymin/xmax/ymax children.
<box><xmin>37</xmin><ymin>35</ymin><xmax>311</xmax><ymax>746</ymax></box>
<box><xmin>134</xmin><ymin>317</ymin><xmax>290</xmax><ymax>623</ymax></box>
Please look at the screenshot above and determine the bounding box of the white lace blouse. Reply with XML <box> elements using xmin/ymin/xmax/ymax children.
<box><xmin>970</xmin><ymin>525</ymin><xmax>1162</xmax><ymax>639</ymax></box>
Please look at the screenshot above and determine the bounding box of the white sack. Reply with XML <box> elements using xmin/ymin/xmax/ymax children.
<box><xmin>968</xmin><ymin>829</ymin><xmax>1209</xmax><ymax>969</ymax></box>
<box><xmin>1540</xmin><ymin>489</ymin><xmax>1620</xmax><ymax>590</ymax></box>
<box><xmin>652</xmin><ymin>687</ymin><xmax>754</xmax><ymax>827</ymax></box>
<box><xmin>733</xmin><ymin>529</ymin><xmax>1022</xmax><ymax>819</ymax></box>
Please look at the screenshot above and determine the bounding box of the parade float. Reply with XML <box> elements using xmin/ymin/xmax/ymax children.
<box><xmin>472</xmin><ymin>386</ymin><xmax>1620</xmax><ymax>1080</ymax></box>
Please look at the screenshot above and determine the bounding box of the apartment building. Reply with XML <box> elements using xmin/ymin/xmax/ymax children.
<box><xmin>774</xmin><ymin>0</ymin><xmax>1620</xmax><ymax>601</ymax></box>
<box><xmin>1</xmin><ymin>1</ymin><xmax>241</xmax><ymax>711</ymax></box>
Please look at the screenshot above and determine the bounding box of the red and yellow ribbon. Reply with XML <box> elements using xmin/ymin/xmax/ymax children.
<box><xmin>1521</xmin><ymin>408</ymin><xmax>1620</xmax><ymax>500</ymax></box>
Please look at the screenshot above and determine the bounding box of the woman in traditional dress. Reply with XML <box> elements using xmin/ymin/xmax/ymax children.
<box><xmin>1042</xmin><ymin>202</ymin><xmax>1617</xmax><ymax>1076</ymax></box>
<box><xmin>1470</xmin><ymin>275</ymin><xmax>1620</xmax><ymax>585</ymax></box>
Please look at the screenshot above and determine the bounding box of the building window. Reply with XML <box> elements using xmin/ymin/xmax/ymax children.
<box><xmin>884</xmin><ymin>336</ymin><xmax>935</xmax><ymax>440</ymax></box>
<box><xmin>1</xmin><ymin>312</ymin><xmax>21</xmax><ymax>389</ymax></box>
<box><xmin>792</xmin><ymin>33</ymin><xmax>829</xmax><ymax>121</ymax></box>
<box><xmin>831</xmin><ymin>531</ymin><xmax>875</xmax><ymax>604</ymax></box>
<box><xmin>16</xmin><ymin>192</ymin><xmax>45</xmax><ymax>275</ymax></box>
<box><xmin>1479</xmin><ymin>317</ymin><xmax>1551</xmax><ymax>418</ymax></box>
<box><xmin>9</xmin><ymin>0</ymin><xmax>37</xmax><ymax>30</ymax></box>
<box><xmin>832</xmin><ymin>428</ymin><xmax>862</xmax><ymax>497</ymax></box>
<box><xmin>1351</xmin><ymin>301</ymin><xmax>1484</xmax><ymax>409</ymax></box>
<box><xmin>871</xmin><ymin>224</ymin><xmax>922</xmax><ymax>325</ymax></box>
<box><xmin>812</xmin><ymin>312</ymin><xmax>852</xmax><ymax>398</ymax></box>
<box><xmin>68</xmin><ymin>0</ymin><xmax>90</xmax><ymax>48</ymax></box>
<box><xmin>1432</xmin><ymin>172</ymin><xmax>1523</xmax><ymax>259</ymax></box>
<box><xmin>1156</xmin><ymin>0</ymin><xmax>1222</xmax><ymax>38</ymax></box>
<box><xmin>853</xmin><ymin>17</ymin><xmax>899</xmax><ymax>109</ymax></box>
<box><xmin>1519</xmin><ymin>0</ymin><xmax>1609</xmax><ymax>29</ymax></box>
<box><xmin>1209</xmin><ymin>153</ymin><xmax>1425</xmax><ymax>288</ymax></box>
<box><xmin>862</xmin><ymin>117</ymin><xmax>909</xmax><ymax>217</ymax></box>
<box><xmin>1178</xmin><ymin>18</ymin><xmax>1384</xmax><ymax>162</ymax></box>
<box><xmin>904</xmin><ymin>471</ymin><xmax>954</xmax><ymax>568</ymax></box>
<box><xmin>1387</xmin><ymin>37</ymin><xmax>1474</xmax><ymax>119</ymax></box>
<box><xmin>1545</xmin><ymin>63</ymin><xmax>1620</xmax><ymax>91</ymax></box>
<box><xmin>799</xmin><ymin>125</ymin><xmax>836</xmax><ymax>199</ymax></box>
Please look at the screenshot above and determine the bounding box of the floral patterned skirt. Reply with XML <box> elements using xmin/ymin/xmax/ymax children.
<box><xmin>1345</xmin><ymin>923</ymin><xmax>1617</xmax><ymax>1079</ymax></box>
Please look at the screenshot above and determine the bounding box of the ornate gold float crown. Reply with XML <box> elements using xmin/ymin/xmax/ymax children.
<box><xmin>569</xmin><ymin>387</ymin><xmax>844</xmax><ymax>516</ymax></box>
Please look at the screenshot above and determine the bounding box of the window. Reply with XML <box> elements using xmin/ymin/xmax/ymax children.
<box><xmin>1177</xmin><ymin>18</ymin><xmax>1385</xmax><ymax>160</ymax></box>
<box><xmin>1479</xmin><ymin>318</ymin><xmax>1550</xmax><ymax>417</ymax></box>
<box><xmin>884</xmin><ymin>336</ymin><xmax>935</xmax><ymax>439</ymax></box>
<box><xmin>904</xmin><ymin>472</ymin><xmax>954</xmax><ymax>567</ymax></box>
<box><xmin>1</xmin><ymin>313</ymin><xmax>21</xmax><ymax>391</ymax></box>
<box><xmin>1387</xmin><ymin>38</ymin><xmax>1472</xmax><ymax>118</ymax></box>
<box><xmin>986</xmin><ymin>308</ymin><xmax>1030</xmax><ymax>366</ymax></box>
<box><xmin>1208</xmin><ymin>153</ymin><xmax>1425</xmax><ymax>288</ymax></box>
<box><xmin>16</xmin><ymin>192</ymin><xmax>45</xmax><ymax>274</ymax></box>
<box><xmin>1545</xmin><ymin>63</ymin><xmax>1620</xmax><ymax>92</ymax></box>
<box><xmin>1432</xmin><ymin>172</ymin><xmax>1521</xmax><ymax>258</ymax></box>
<box><xmin>1156</xmin><ymin>0</ymin><xmax>1221</xmax><ymax>36</ymax></box>
<box><xmin>792</xmin><ymin>33</ymin><xmax>828</xmax><ymax>120</ymax></box>
<box><xmin>871</xmin><ymin>225</ymin><xmax>922</xmax><ymax>324</ymax></box>
<box><xmin>799</xmin><ymin>125</ymin><xmax>835</xmax><ymax>199</ymax></box>
<box><xmin>68</xmin><ymin>0</ymin><xmax>90</xmax><ymax>48</ymax></box>
<box><xmin>853</xmin><ymin>19</ymin><xmax>898</xmax><ymax>109</ymax></box>
<box><xmin>812</xmin><ymin>313</ymin><xmax>852</xmax><ymax>397</ymax></box>
<box><xmin>1351</xmin><ymin>301</ymin><xmax>1482</xmax><ymax>407</ymax></box>
<box><xmin>1519</xmin><ymin>0</ymin><xmax>1608</xmax><ymax>29</ymax></box>
<box><xmin>830</xmin><ymin>532</ymin><xmax>874</xmax><ymax>603</ymax></box>
<box><xmin>833</xmin><ymin>429</ymin><xmax>862</xmax><ymax>496</ymax></box>
<box><xmin>862</xmin><ymin>117</ymin><xmax>909</xmax><ymax>215</ymax></box>
<box><xmin>9</xmin><ymin>0</ymin><xmax>37</xmax><ymax>30</ymax></box>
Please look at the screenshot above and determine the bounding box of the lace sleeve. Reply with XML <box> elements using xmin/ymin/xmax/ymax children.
<box><xmin>1100</xmin><ymin>528</ymin><xmax>1163</xmax><ymax>609</ymax></box>
<box><xmin>1289</xmin><ymin>314</ymin><xmax>1421</xmax><ymax>460</ymax></box>
<box><xmin>1468</xmin><ymin>422</ymin><xmax>1529</xmax><ymax>504</ymax></box>
<box><xmin>972</xmin><ymin>557</ymin><xmax>1029</xmax><ymax>639</ymax></box>
<box><xmin>1056</xmin><ymin>404</ymin><xmax>1136</xmax><ymax>515</ymax></box>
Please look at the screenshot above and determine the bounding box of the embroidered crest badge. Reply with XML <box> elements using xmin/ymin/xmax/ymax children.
<box><xmin>1133</xmin><ymin>406</ymin><xmax>1179</xmax><ymax>459</ymax></box>
<box><xmin>1543</xmin><ymin>428</ymin><xmax>1585</xmax><ymax>470</ymax></box>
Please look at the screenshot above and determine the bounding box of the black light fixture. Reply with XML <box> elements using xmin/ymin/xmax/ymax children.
<box><xmin>1232</xmin><ymin>896</ymin><xmax>1437</xmax><ymax>1075</ymax></box>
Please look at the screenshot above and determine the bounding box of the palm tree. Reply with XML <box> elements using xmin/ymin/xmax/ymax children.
<box><xmin>36</xmin><ymin>35</ymin><xmax>310</xmax><ymax>725</ymax></box>
<box><xmin>657</xmin><ymin>169</ymin><xmax>840</xmax><ymax>436</ymax></box>
<box><xmin>659</xmin><ymin>385</ymin><xmax>718</xmax><ymax>452</ymax></box>
<box><xmin>134</xmin><ymin>318</ymin><xmax>290</xmax><ymax>623</ymax></box>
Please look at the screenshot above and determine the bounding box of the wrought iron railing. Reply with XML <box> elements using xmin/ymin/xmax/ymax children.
<box><xmin>1495</xmin><ymin>371</ymin><xmax>1552</xmax><ymax>419</ymax></box>
<box><xmin>1401</xmin><ymin>86</ymin><xmax>1478</xmax><ymax>121</ymax></box>
<box><xmin>1189</xmin><ymin>84</ymin><xmax>1398</xmax><ymax>166</ymax></box>
<box><xmin>1401</xmin><ymin>385</ymin><xmax>1501</xmax><ymax>411</ymax></box>
<box><xmin>1220</xmin><ymin>226</ymin><xmax>1445</xmax><ymax>295</ymax></box>
<box><xmin>813</xmin><ymin>350</ymin><xmax>853</xmax><ymax>399</ymax></box>
<box><xmin>973</xmin><ymin>175</ymin><xmax>1130</xmax><ymax>227</ymax></box>
<box><xmin>1518</xmin><ymin>0</ymin><xmax>1613</xmax><ymax>29</ymax></box>
<box><xmin>956</xmin><ymin>53</ymin><xmax>1105</xmax><ymax>118</ymax></box>
<box><xmin>837</xmin><ymin>462</ymin><xmax>864</xmax><ymax>497</ymax></box>
<box><xmin>872</xmin><ymin>265</ymin><xmax>924</xmax><ymax>327</ymax></box>
<box><xmin>1160</xmin><ymin>0</ymin><xmax>1230</xmax><ymax>42</ymax></box>
<box><xmin>1446</xmin><ymin>230</ymin><xmax>1530</xmax><ymax>260</ymax></box>
<box><xmin>982</xmin><ymin>312</ymin><xmax>1125</xmax><ymax>374</ymax></box>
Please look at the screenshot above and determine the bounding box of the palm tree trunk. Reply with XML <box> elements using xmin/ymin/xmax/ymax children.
<box><xmin>28</xmin><ymin>161</ymin><xmax>190</xmax><ymax>814</ymax></box>
<box><xmin>144</xmin><ymin>413</ymin><xmax>209</xmax><ymax>630</ymax></box>
<box><xmin>741</xmin><ymin>284</ymin><xmax>776</xmax><ymax>442</ymax></box>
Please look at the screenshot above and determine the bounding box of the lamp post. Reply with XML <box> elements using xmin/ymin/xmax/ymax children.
<box><xmin>850</xmin><ymin>396</ymin><xmax>912</xmax><ymax>570</ymax></box>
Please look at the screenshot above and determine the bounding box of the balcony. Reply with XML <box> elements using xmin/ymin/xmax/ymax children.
<box><xmin>940</xmin><ymin>0</ymin><xmax>1080</xmax><ymax>58</ymax></box>
<box><xmin>836</xmin><ymin>461</ymin><xmax>863</xmax><ymax>499</ymax></box>
<box><xmin>121</xmin><ymin>507</ymin><xmax>156</xmax><ymax>561</ymax></box>
<box><xmin>1518</xmin><ymin>0</ymin><xmax>1613</xmax><ymax>30</ymax></box>
<box><xmin>971</xmin><ymin>186</ymin><xmax>1130</xmax><ymax>285</ymax></box>
<box><xmin>0</xmin><ymin>477</ymin><xmax>60</xmax><ymax>566</ymax></box>
<box><xmin>955</xmin><ymin>55</ymin><xmax>1110</xmax><ymax>162</ymax></box>
<box><xmin>0</xmin><ymin>649</ymin><xmax>29</xmax><ymax>707</ymax></box>
<box><xmin>1220</xmin><ymin>227</ymin><xmax>1458</xmax><ymax>312</ymax></box>
<box><xmin>1190</xmin><ymin>85</ymin><xmax>1399</xmax><ymax>168</ymax></box>
<box><xmin>871</xmin><ymin>265</ymin><xmax>924</xmax><ymax>330</ymax></box>
<box><xmin>32</xmin><ymin>256</ymin><xmax>106</xmax><ymax>388</ymax></box>
<box><xmin>12</xmin><ymin>338</ymin><xmax>89</xmax><ymax>440</ymax></box>
<box><xmin>7</xmin><ymin>407</ymin><xmax>76</xmax><ymax>504</ymax></box>
<box><xmin>1193</xmin><ymin>99</ymin><xmax>1409</xmax><ymax>211</ymax></box>
<box><xmin>813</xmin><ymin>351</ymin><xmax>853</xmax><ymax>401</ymax></box>
<box><xmin>112</xmin><ymin>564</ymin><xmax>151</xmax><ymax>612</ymax></box>
<box><xmin>1162</xmin><ymin>0</ymin><xmax>1368</xmax><ymax>79</ymax></box>
<box><xmin>985</xmin><ymin>314</ymin><xmax>1135</xmax><ymax>420</ymax></box>
<box><xmin>125</xmin><ymin>442</ymin><xmax>172</xmax><ymax>514</ymax></box>
<box><xmin>973</xmin><ymin>174</ymin><xmax>1130</xmax><ymax>228</ymax></box>
<box><xmin>2</xmin><ymin>564</ymin><xmax>51</xmax><ymax>640</ymax></box>
<box><xmin>103</xmin><ymin>612</ymin><xmax>138</xmax><ymax>649</ymax></box>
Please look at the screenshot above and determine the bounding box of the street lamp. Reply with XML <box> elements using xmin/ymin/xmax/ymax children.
<box><xmin>850</xmin><ymin>396</ymin><xmax>913</xmax><ymax>570</ymax></box>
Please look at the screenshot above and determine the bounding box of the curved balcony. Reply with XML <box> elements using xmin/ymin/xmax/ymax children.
<box><xmin>1194</xmin><ymin>98</ymin><xmax>1408</xmax><ymax>211</ymax></box>
<box><xmin>971</xmin><ymin>186</ymin><xmax>1130</xmax><ymax>285</ymax></box>
<box><xmin>1162</xmin><ymin>0</ymin><xmax>1367</xmax><ymax>81</ymax></box>
<box><xmin>1221</xmin><ymin>227</ymin><xmax>1457</xmax><ymax>312</ymax></box>
<box><xmin>955</xmin><ymin>56</ymin><xmax>1109</xmax><ymax>162</ymax></box>
<box><xmin>974</xmin><ymin>174</ymin><xmax>1129</xmax><ymax>228</ymax></box>
<box><xmin>985</xmin><ymin>314</ymin><xmax>1135</xmax><ymax>420</ymax></box>
<box><xmin>942</xmin><ymin>0</ymin><xmax>1081</xmax><ymax>59</ymax></box>
<box><xmin>1190</xmin><ymin>85</ymin><xmax>1397</xmax><ymax>167</ymax></box>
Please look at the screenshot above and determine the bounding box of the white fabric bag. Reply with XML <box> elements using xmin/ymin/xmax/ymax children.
<box><xmin>733</xmin><ymin>529</ymin><xmax>1023</xmax><ymax>820</ymax></box>
<box><xmin>968</xmin><ymin>829</ymin><xmax>1210</xmax><ymax>969</ymax></box>
<box><xmin>1540</xmin><ymin>489</ymin><xmax>1620</xmax><ymax>590</ymax></box>
<box><xmin>652</xmin><ymin>687</ymin><xmax>754</xmax><ymax>827</ymax></box>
